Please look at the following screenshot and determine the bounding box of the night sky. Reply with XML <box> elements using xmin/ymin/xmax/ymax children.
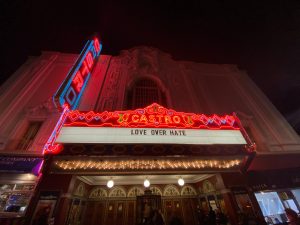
<box><xmin>1</xmin><ymin>0</ymin><xmax>300</xmax><ymax>133</ymax></box>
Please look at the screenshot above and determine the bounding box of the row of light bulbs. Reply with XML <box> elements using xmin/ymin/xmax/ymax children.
<box><xmin>54</xmin><ymin>159</ymin><xmax>242</xmax><ymax>170</ymax></box>
<box><xmin>106</xmin><ymin>177</ymin><xmax>185</xmax><ymax>188</ymax></box>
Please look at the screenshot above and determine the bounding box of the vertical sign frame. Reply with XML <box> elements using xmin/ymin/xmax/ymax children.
<box><xmin>53</xmin><ymin>37</ymin><xmax>102</xmax><ymax>110</ymax></box>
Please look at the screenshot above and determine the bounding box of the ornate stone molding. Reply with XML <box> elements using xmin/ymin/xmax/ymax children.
<box><xmin>25</xmin><ymin>97</ymin><xmax>58</xmax><ymax>119</ymax></box>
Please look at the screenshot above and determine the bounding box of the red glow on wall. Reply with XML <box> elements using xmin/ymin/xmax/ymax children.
<box><xmin>64</xmin><ymin>103</ymin><xmax>239</xmax><ymax>130</ymax></box>
<box><xmin>45</xmin><ymin>144</ymin><xmax>63</xmax><ymax>155</ymax></box>
<box><xmin>43</xmin><ymin>106</ymin><xmax>69</xmax><ymax>155</ymax></box>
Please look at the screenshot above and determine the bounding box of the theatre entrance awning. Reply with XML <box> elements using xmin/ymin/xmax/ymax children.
<box><xmin>44</xmin><ymin>103</ymin><xmax>255</xmax><ymax>173</ymax></box>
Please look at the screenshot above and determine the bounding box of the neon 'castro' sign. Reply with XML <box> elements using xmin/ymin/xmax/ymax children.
<box><xmin>54</xmin><ymin>37</ymin><xmax>102</xmax><ymax>110</ymax></box>
<box><xmin>64</xmin><ymin>103</ymin><xmax>238</xmax><ymax>129</ymax></box>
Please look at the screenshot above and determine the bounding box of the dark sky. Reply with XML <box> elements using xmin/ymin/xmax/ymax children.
<box><xmin>1</xmin><ymin>0</ymin><xmax>300</xmax><ymax>133</ymax></box>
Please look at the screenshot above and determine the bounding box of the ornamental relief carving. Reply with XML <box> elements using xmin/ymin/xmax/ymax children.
<box><xmin>74</xmin><ymin>183</ymin><xmax>85</xmax><ymax>197</ymax></box>
<box><xmin>98</xmin><ymin>64</ymin><xmax>123</xmax><ymax>111</ymax></box>
<box><xmin>25</xmin><ymin>97</ymin><xmax>57</xmax><ymax>119</ymax></box>
<box><xmin>89</xmin><ymin>187</ymin><xmax>108</xmax><ymax>199</ymax></box>
<box><xmin>127</xmin><ymin>186</ymin><xmax>144</xmax><ymax>197</ymax></box>
<box><xmin>122</xmin><ymin>48</ymin><xmax>172</xmax><ymax>83</ymax></box>
<box><xmin>149</xmin><ymin>186</ymin><xmax>163</xmax><ymax>196</ymax></box>
<box><xmin>163</xmin><ymin>185</ymin><xmax>180</xmax><ymax>196</ymax></box>
<box><xmin>202</xmin><ymin>180</ymin><xmax>216</xmax><ymax>193</ymax></box>
<box><xmin>181</xmin><ymin>185</ymin><xmax>197</xmax><ymax>196</ymax></box>
<box><xmin>119</xmin><ymin>47</ymin><xmax>161</xmax><ymax>75</ymax></box>
<box><xmin>108</xmin><ymin>187</ymin><xmax>126</xmax><ymax>198</ymax></box>
<box><xmin>87</xmin><ymin>185</ymin><xmax>198</xmax><ymax>198</ymax></box>
<box><xmin>99</xmin><ymin>47</ymin><xmax>177</xmax><ymax>111</ymax></box>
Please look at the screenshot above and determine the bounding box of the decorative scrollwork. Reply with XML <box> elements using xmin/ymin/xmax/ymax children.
<box><xmin>89</xmin><ymin>187</ymin><xmax>108</xmax><ymax>199</ymax></box>
<box><xmin>163</xmin><ymin>185</ymin><xmax>180</xmax><ymax>196</ymax></box>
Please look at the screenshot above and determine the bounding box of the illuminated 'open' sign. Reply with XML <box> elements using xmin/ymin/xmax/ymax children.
<box><xmin>53</xmin><ymin>37</ymin><xmax>102</xmax><ymax>110</ymax></box>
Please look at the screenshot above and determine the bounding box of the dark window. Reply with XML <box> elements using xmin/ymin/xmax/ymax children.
<box><xmin>17</xmin><ymin>121</ymin><xmax>42</xmax><ymax>151</ymax></box>
<box><xmin>126</xmin><ymin>79</ymin><xmax>166</xmax><ymax>109</ymax></box>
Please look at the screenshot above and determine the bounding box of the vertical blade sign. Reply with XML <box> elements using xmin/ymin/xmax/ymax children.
<box><xmin>53</xmin><ymin>37</ymin><xmax>102</xmax><ymax>110</ymax></box>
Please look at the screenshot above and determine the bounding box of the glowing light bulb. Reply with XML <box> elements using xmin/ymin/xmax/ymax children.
<box><xmin>178</xmin><ymin>178</ymin><xmax>185</xmax><ymax>186</ymax></box>
<box><xmin>144</xmin><ymin>179</ymin><xmax>150</xmax><ymax>188</ymax></box>
<box><xmin>107</xmin><ymin>180</ymin><xmax>114</xmax><ymax>188</ymax></box>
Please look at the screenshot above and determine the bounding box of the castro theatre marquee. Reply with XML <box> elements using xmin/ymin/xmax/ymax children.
<box><xmin>44</xmin><ymin>103</ymin><xmax>255</xmax><ymax>174</ymax></box>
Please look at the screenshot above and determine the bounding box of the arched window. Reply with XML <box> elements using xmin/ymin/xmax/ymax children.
<box><xmin>126</xmin><ymin>78</ymin><xmax>166</xmax><ymax>109</ymax></box>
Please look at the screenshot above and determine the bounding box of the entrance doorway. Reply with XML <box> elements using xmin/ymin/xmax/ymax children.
<box><xmin>65</xmin><ymin>174</ymin><xmax>233</xmax><ymax>225</ymax></box>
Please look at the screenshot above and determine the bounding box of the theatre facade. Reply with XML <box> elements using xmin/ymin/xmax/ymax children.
<box><xmin>0</xmin><ymin>37</ymin><xmax>300</xmax><ymax>225</ymax></box>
